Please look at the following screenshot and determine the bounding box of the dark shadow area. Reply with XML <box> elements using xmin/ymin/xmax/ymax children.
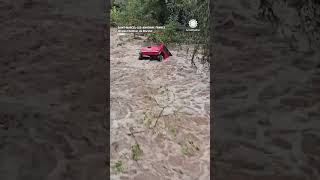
<box><xmin>212</xmin><ymin>0</ymin><xmax>320</xmax><ymax>179</ymax></box>
<box><xmin>0</xmin><ymin>0</ymin><xmax>109</xmax><ymax>179</ymax></box>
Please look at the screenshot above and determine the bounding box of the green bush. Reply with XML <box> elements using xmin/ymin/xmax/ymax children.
<box><xmin>131</xmin><ymin>143</ymin><xmax>142</xmax><ymax>161</ymax></box>
<box><xmin>148</xmin><ymin>21</ymin><xmax>183</xmax><ymax>44</ymax></box>
<box><xmin>111</xmin><ymin>6</ymin><xmax>121</xmax><ymax>26</ymax></box>
<box><xmin>112</xmin><ymin>160</ymin><xmax>125</xmax><ymax>174</ymax></box>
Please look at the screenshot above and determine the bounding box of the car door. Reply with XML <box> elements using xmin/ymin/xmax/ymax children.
<box><xmin>162</xmin><ymin>45</ymin><xmax>172</xmax><ymax>59</ymax></box>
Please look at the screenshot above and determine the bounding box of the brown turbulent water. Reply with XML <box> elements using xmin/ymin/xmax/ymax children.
<box><xmin>0</xmin><ymin>0</ymin><xmax>106</xmax><ymax>179</ymax></box>
<box><xmin>110</xmin><ymin>29</ymin><xmax>210</xmax><ymax>180</ymax></box>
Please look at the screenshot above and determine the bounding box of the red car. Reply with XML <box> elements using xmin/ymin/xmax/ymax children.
<box><xmin>139</xmin><ymin>43</ymin><xmax>172</xmax><ymax>61</ymax></box>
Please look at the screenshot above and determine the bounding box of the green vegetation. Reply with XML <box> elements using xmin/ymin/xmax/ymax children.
<box><xmin>131</xmin><ymin>143</ymin><xmax>142</xmax><ymax>161</ymax></box>
<box><xmin>143</xmin><ymin>111</ymin><xmax>154</xmax><ymax>128</ymax></box>
<box><xmin>148</xmin><ymin>21</ymin><xmax>181</xmax><ymax>44</ymax></box>
<box><xmin>112</xmin><ymin>160</ymin><xmax>125</xmax><ymax>174</ymax></box>
<box><xmin>111</xmin><ymin>0</ymin><xmax>210</xmax><ymax>63</ymax></box>
<box><xmin>111</xmin><ymin>6</ymin><xmax>119</xmax><ymax>24</ymax></box>
<box><xmin>168</xmin><ymin>125</ymin><xmax>177</xmax><ymax>137</ymax></box>
<box><xmin>180</xmin><ymin>140</ymin><xmax>200</xmax><ymax>156</ymax></box>
<box><xmin>181</xmin><ymin>144</ymin><xmax>191</xmax><ymax>156</ymax></box>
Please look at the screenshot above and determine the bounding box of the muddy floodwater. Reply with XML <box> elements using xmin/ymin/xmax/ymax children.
<box><xmin>110</xmin><ymin>29</ymin><xmax>210</xmax><ymax>180</ymax></box>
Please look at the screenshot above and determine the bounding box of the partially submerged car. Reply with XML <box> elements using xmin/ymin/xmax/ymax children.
<box><xmin>139</xmin><ymin>43</ymin><xmax>172</xmax><ymax>61</ymax></box>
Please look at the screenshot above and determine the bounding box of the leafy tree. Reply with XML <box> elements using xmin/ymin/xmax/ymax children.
<box><xmin>126</xmin><ymin>0</ymin><xmax>142</xmax><ymax>26</ymax></box>
<box><xmin>110</xmin><ymin>0</ymin><xmax>211</xmax><ymax>66</ymax></box>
